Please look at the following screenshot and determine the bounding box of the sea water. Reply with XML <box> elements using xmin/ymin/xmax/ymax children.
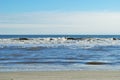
<box><xmin>0</xmin><ymin>35</ymin><xmax>120</xmax><ymax>71</ymax></box>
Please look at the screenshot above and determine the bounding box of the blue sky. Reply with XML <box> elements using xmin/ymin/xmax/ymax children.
<box><xmin>0</xmin><ymin>0</ymin><xmax>120</xmax><ymax>34</ymax></box>
<box><xmin>1</xmin><ymin>0</ymin><xmax>120</xmax><ymax>13</ymax></box>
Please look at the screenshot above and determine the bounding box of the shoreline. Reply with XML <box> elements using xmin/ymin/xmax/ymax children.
<box><xmin>0</xmin><ymin>71</ymin><xmax>120</xmax><ymax>80</ymax></box>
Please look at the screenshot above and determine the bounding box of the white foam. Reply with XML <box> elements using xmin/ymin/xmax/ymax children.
<box><xmin>0</xmin><ymin>38</ymin><xmax>120</xmax><ymax>49</ymax></box>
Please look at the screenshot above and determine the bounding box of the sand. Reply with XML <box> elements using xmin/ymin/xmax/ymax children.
<box><xmin>0</xmin><ymin>71</ymin><xmax>120</xmax><ymax>80</ymax></box>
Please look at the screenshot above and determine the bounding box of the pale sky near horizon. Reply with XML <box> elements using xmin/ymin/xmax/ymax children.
<box><xmin>0</xmin><ymin>0</ymin><xmax>120</xmax><ymax>34</ymax></box>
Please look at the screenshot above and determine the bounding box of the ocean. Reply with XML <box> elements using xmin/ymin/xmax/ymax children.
<box><xmin>0</xmin><ymin>35</ymin><xmax>120</xmax><ymax>71</ymax></box>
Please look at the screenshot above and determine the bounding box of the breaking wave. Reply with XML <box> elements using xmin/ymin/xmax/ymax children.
<box><xmin>0</xmin><ymin>37</ymin><xmax>120</xmax><ymax>49</ymax></box>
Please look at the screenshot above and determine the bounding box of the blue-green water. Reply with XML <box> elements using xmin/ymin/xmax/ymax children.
<box><xmin>0</xmin><ymin>35</ymin><xmax>120</xmax><ymax>71</ymax></box>
<box><xmin>0</xmin><ymin>35</ymin><xmax>120</xmax><ymax>38</ymax></box>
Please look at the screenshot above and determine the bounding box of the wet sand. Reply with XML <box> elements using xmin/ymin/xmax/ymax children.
<box><xmin>0</xmin><ymin>71</ymin><xmax>120</xmax><ymax>80</ymax></box>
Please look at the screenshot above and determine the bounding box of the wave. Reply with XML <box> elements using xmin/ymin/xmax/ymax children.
<box><xmin>0</xmin><ymin>37</ymin><xmax>120</xmax><ymax>49</ymax></box>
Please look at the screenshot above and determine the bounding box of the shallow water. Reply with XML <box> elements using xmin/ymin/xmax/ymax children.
<box><xmin>0</xmin><ymin>35</ymin><xmax>120</xmax><ymax>71</ymax></box>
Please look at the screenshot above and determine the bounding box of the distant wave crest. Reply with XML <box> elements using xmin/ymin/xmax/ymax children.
<box><xmin>0</xmin><ymin>37</ymin><xmax>120</xmax><ymax>49</ymax></box>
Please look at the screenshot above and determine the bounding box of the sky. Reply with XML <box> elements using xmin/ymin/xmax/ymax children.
<box><xmin>0</xmin><ymin>0</ymin><xmax>120</xmax><ymax>34</ymax></box>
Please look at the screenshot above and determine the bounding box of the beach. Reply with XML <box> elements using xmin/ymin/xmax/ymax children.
<box><xmin>1</xmin><ymin>0</ymin><xmax>120</xmax><ymax>79</ymax></box>
<box><xmin>0</xmin><ymin>35</ymin><xmax>120</xmax><ymax>80</ymax></box>
<box><xmin>0</xmin><ymin>71</ymin><xmax>120</xmax><ymax>80</ymax></box>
